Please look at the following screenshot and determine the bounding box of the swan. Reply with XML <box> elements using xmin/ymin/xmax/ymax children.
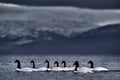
<box><xmin>73</xmin><ymin>61</ymin><xmax>79</xmax><ymax>71</ymax></box>
<box><xmin>61</xmin><ymin>61</ymin><xmax>74</xmax><ymax>71</ymax></box>
<box><xmin>73</xmin><ymin>61</ymin><xmax>93</xmax><ymax>73</ymax></box>
<box><xmin>30</xmin><ymin>60</ymin><xmax>51</xmax><ymax>72</ymax></box>
<box><xmin>88</xmin><ymin>60</ymin><xmax>109</xmax><ymax>72</ymax></box>
<box><xmin>30</xmin><ymin>60</ymin><xmax>38</xmax><ymax>71</ymax></box>
<box><xmin>61</xmin><ymin>60</ymin><xmax>69</xmax><ymax>71</ymax></box>
<box><xmin>44</xmin><ymin>60</ymin><xmax>51</xmax><ymax>71</ymax></box>
<box><xmin>37</xmin><ymin>60</ymin><xmax>51</xmax><ymax>71</ymax></box>
<box><xmin>52</xmin><ymin>61</ymin><xmax>63</xmax><ymax>71</ymax></box>
<box><xmin>15</xmin><ymin>60</ymin><xmax>33</xmax><ymax>72</ymax></box>
<box><xmin>62</xmin><ymin>61</ymin><xmax>66</xmax><ymax>67</ymax></box>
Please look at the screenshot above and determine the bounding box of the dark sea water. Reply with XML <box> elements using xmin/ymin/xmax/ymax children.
<box><xmin>0</xmin><ymin>55</ymin><xmax>120</xmax><ymax>80</ymax></box>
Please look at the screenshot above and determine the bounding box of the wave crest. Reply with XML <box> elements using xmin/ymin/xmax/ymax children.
<box><xmin>0</xmin><ymin>3</ymin><xmax>20</xmax><ymax>7</ymax></box>
<box><xmin>95</xmin><ymin>20</ymin><xmax>120</xmax><ymax>26</ymax></box>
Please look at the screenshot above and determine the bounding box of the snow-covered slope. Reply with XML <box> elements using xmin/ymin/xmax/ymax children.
<box><xmin>0</xmin><ymin>3</ymin><xmax>120</xmax><ymax>54</ymax></box>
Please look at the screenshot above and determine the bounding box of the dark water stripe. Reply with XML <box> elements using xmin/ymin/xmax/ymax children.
<box><xmin>109</xmin><ymin>70</ymin><xmax>120</xmax><ymax>72</ymax></box>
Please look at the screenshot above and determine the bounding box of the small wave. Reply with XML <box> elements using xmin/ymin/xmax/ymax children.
<box><xmin>95</xmin><ymin>20</ymin><xmax>120</xmax><ymax>26</ymax></box>
<box><xmin>14</xmin><ymin>39</ymin><xmax>33</xmax><ymax>45</ymax></box>
<box><xmin>0</xmin><ymin>2</ymin><xmax>21</xmax><ymax>7</ymax></box>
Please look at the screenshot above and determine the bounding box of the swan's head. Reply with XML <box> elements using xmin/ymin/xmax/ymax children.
<box><xmin>45</xmin><ymin>60</ymin><xmax>49</xmax><ymax>63</ymax></box>
<box><xmin>73</xmin><ymin>61</ymin><xmax>79</xmax><ymax>67</ymax></box>
<box><xmin>54</xmin><ymin>61</ymin><xmax>59</xmax><ymax>67</ymax></box>
<box><xmin>30</xmin><ymin>60</ymin><xmax>35</xmax><ymax>68</ymax></box>
<box><xmin>62</xmin><ymin>61</ymin><xmax>66</xmax><ymax>64</ymax></box>
<box><xmin>15</xmin><ymin>60</ymin><xmax>21</xmax><ymax>69</ymax></box>
<box><xmin>45</xmin><ymin>60</ymin><xmax>50</xmax><ymax>69</ymax></box>
<box><xmin>15</xmin><ymin>60</ymin><xmax>20</xmax><ymax>63</ymax></box>
<box><xmin>73</xmin><ymin>61</ymin><xmax>79</xmax><ymax>71</ymax></box>
<box><xmin>30</xmin><ymin>60</ymin><xmax>34</xmax><ymax>64</ymax></box>
<box><xmin>88</xmin><ymin>60</ymin><xmax>93</xmax><ymax>64</ymax></box>
<box><xmin>88</xmin><ymin>60</ymin><xmax>94</xmax><ymax>68</ymax></box>
<box><xmin>62</xmin><ymin>60</ymin><xmax>66</xmax><ymax>67</ymax></box>
<box><xmin>54</xmin><ymin>61</ymin><xmax>59</xmax><ymax>64</ymax></box>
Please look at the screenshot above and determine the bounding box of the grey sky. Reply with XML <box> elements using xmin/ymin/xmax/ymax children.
<box><xmin>0</xmin><ymin>0</ymin><xmax>120</xmax><ymax>9</ymax></box>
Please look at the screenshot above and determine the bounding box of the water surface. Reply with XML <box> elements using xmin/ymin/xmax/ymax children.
<box><xmin>0</xmin><ymin>55</ymin><xmax>120</xmax><ymax>80</ymax></box>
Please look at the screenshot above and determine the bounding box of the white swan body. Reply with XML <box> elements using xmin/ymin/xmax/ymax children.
<box><xmin>93</xmin><ymin>67</ymin><xmax>109</xmax><ymax>71</ymax></box>
<box><xmin>57</xmin><ymin>67</ymin><xmax>74</xmax><ymax>71</ymax></box>
<box><xmin>52</xmin><ymin>67</ymin><xmax>63</xmax><ymax>71</ymax></box>
<box><xmin>88</xmin><ymin>60</ymin><xmax>109</xmax><ymax>72</ymax></box>
<box><xmin>31</xmin><ymin>68</ymin><xmax>38</xmax><ymax>71</ymax></box>
<box><xmin>77</xmin><ymin>67</ymin><xmax>93</xmax><ymax>73</ymax></box>
<box><xmin>38</xmin><ymin>67</ymin><xmax>51</xmax><ymax>71</ymax></box>
<box><xmin>51</xmin><ymin>66</ymin><xmax>75</xmax><ymax>72</ymax></box>
<box><xmin>63</xmin><ymin>67</ymin><xmax>75</xmax><ymax>71</ymax></box>
<box><xmin>16</xmin><ymin>67</ymin><xmax>33</xmax><ymax>72</ymax></box>
<box><xmin>61</xmin><ymin>67</ymin><xmax>72</xmax><ymax>71</ymax></box>
<box><xmin>30</xmin><ymin>67</ymin><xmax>51</xmax><ymax>72</ymax></box>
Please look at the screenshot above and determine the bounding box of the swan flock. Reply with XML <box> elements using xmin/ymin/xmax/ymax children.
<box><xmin>15</xmin><ymin>60</ymin><xmax>108</xmax><ymax>73</ymax></box>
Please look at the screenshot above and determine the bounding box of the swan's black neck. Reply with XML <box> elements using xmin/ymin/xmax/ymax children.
<box><xmin>54</xmin><ymin>61</ymin><xmax>59</xmax><ymax>67</ymax></box>
<box><xmin>74</xmin><ymin>66</ymin><xmax>78</xmax><ymax>71</ymax></box>
<box><xmin>31</xmin><ymin>61</ymin><xmax>35</xmax><ymax>69</ymax></box>
<box><xmin>46</xmin><ymin>61</ymin><xmax>50</xmax><ymax>68</ymax></box>
<box><xmin>89</xmin><ymin>61</ymin><xmax>94</xmax><ymax>68</ymax></box>
<box><xmin>45</xmin><ymin>60</ymin><xmax>50</xmax><ymax>68</ymax></box>
<box><xmin>62</xmin><ymin>61</ymin><xmax>66</xmax><ymax>67</ymax></box>
<box><xmin>15</xmin><ymin>60</ymin><xmax>21</xmax><ymax>69</ymax></box>
<box><xmin>73</xmin><ymin>61</ymin><xmax>79</xmax><ymax>71</ymax></box>
<box><xmin>90</xmin><ymin>62</ymin><xmax>94</xmax><ymax>68</ymax></box>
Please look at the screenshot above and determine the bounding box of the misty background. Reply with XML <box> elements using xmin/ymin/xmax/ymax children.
<box><xmin>0</xmin><ymin>1</ymin><xmax>120</xmax><ymax>55</ymax></box>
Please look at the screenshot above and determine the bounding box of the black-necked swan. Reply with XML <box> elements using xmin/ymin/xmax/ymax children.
<box><xmin>44</xmin><ymin>60</ymin><xmax>51</xmax><ymax>71</ymax></box>
<box><xmin>30</xmin><ymin>60</ymin><xmax>38</xmax><ymax>71</ymax></box>
<box><xmin>15</xmin><ymin>60</ymin><xmax>32</xmax><ymax>72</ymax></box>
<box><xmin>88</xmin><ymin>60</ymin><xmax>108</xmax><ymax>72</ymax></box>
<box><xmin>52</xmin><ymin>61</ymin><xmax>63</xmax><ymax>71</ymax></box>
<box><xmin>36</xmin><ymin>60</ymin><xmax>51</xmax><ymax>71</ymax></box>
<box><xmin>61</xmin><ymin>61</ymin><xmax>73</xmax><ymax>71</ymax></box>
<box><xmin>61</xmin><ymin>61</ymin><xmax>68</xmax><ymax>71</ymax></box>
<box><xmin>62</xmin><ymin>61</ymin><xmax>66</xmax><ymax>67</ymax></box>
<box><xmin>30</xmin><ymin>60</ymin><xmax>35</xmax><ymax>69</ymax></box>
<box><xmin>54</xmin><ymin>61</ymin><xmax>59</xmax><ymax>67</ymax></box>
<box><xmin>73</xmin><ymin>61</ymin><xmax>93</xmax><ymax>73</ymax></box>
<box><xmin>73</xmin><ymin>61</ymin><xmax>79</xmax><ymax>71</ymax></box>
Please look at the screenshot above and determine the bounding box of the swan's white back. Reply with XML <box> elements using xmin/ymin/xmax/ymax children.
<box><xmin>59</xmin><ymin>67</ymin><xmax>74</xmax><ymax>71</ymax></box>
<box><xmin>37</xmin><ymin>67</ymin><xmax>51</xmax><ymax>71</ymax></box>
<box><xmin>16</xmin><ymin>67</ymin><xmax>33</xmax><ymax>72</ymax></box>
<box><xmin>30</xmin><ymin>67</ymin><xmax>51</xmax><ymax>72</ymax></box>
<box><xmin>52</xmin><ymin>67</ymin><xmax>75</xmax><ymax>71</ymax></box>
<box><xmin>69</xmin><ymin>67</ymin><xmax>75</xmax><ymax>71</ymax></box>
<box><xmin>93</xmin><ymin>67</ymin><xmax>108</xmax><ymax>71</ymax></box>
<box><xmin>77</xmin><ymin>67</ymin><xmax>93</xmax><ymax>73</ymax></box>
<box><xmin>52</xmin><ymin>67</ymin><xmax>63</xmax><ymax>71</ymax></box>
